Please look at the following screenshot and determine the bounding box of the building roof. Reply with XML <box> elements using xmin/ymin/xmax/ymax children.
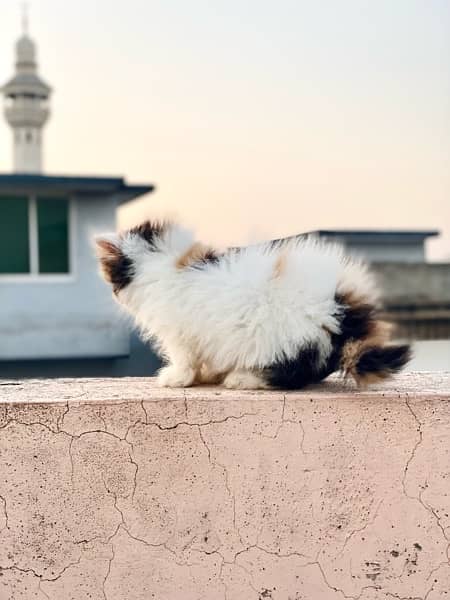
<box><xmin>0</xmin><ymin>174</ymin><xmax>154</xmax><ymax>204</ymax></box>
<box><xmin>315</xmin><ymin>230</ymin><xmax>440</xmax><ymax>244</ymax></box>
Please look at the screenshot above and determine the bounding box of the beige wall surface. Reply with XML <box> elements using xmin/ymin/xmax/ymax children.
<box><xmin>0</xmin><ymin>374</ymin><xmax>449</xmax><ymax>599</ymax></box>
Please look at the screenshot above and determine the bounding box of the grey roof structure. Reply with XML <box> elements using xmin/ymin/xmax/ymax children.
<box><xmin>315</xmin><ymin>230</ymin><xmax>439</xmax><ymax>243</ymax></box>
<box><xmin>0</xmin><ymin>173</ymin><xmax>154</xmax><ymax>204</ymax></box>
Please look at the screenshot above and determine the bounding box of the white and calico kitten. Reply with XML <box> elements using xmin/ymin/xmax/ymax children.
<box><xmin>96</xmin><ymin>221</ymin><xmax>410</xmax><ymax>389</ymax></box>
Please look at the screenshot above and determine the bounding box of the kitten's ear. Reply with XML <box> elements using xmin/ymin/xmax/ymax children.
<box><xmin>94</xmin><ymin>234</ymin><xmax>121</xmax><ymax>259</ymax></box>
<box><xmin>94</xmin><ymin>233</ymin><xmax>132</xmax><ymax>291</ymax></box>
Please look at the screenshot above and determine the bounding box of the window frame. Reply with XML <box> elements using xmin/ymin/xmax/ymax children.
<box><xmin>0</xmin><ymin>193</ymin><xmax>76</xmax><ymax>283</ymax></box>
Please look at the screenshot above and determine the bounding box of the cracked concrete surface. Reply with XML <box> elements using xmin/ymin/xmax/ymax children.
<box><xmin>0</xmin><ymin>373</ymin><xmax>449</xmax><ymax>600</ymax></box>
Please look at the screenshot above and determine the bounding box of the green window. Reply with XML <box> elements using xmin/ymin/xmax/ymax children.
<box><xmin>0</xmin><ymin>196</ymin><xmax>30</xmax><ymax>273</ymax></box>
<box><xmin>37</xmin><ymin>197</ymin><xmax>69</xmax><ymax>273</ymax></box>
<box><xmin>0</xmin><ymin>195</ymin><xmax>70</xmax><ymax>275</ymax></box>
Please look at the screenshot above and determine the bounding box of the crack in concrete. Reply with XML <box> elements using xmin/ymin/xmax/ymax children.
<box><xmin>183</xmin><ymin>390</ymin><xmax>189</xmax><ymax>420</ymax></box>
<box><xmin>0</xmin><ymin>417</ymin><xmax>63</xmax><ymax>434</ymax></box>
<box><xmin>104</xmin><ymin>481</ymin><xmax>180</xmax><ymax>565</ymax></box>
<box><xmin>57</xmin><ymin>399</ymin><xmax>71</xmax><ymax>432</ymax></box>
<box><xmin>233</xmin><ymin>543</ymin><xmax>312</xmax><ymax>564</ymax></box>
<box><xmin>0</xmin><ymin>494</ymin><xmax>9</xmax><ymax>531</ymax></box>
<box><xmin>259</xmin><ymin>396</ymin><xmax>286</xmax><ymax>439</ymax></box>
<box><xmin>401</xmin><ymin>398</ymin><xmax>449</xmax><ymax>539</ymax></box>
<box><xmin>257</xmin><ymin>396</ymin><xmax>303</xmax><ymax>441</ymax></box>
<box><xmin>0</xmin><ymin>553</ymin><xmax>83</xmax><ymax>584</ymax></box>
<box><xmin>385</xmin><ymin>593</ymin><xmax>425</xmax><ymax>600</ymax></box>
<box><xmin>97</xmin><ymin>411</ymin><xmax>109</xmax><ymax>433</ymax></box>
<box><xmin>397</xmin><ymin>397</ymin><xmax>450</xmax><ymax>599</ymax></box>
<box><xmin>402</xmin><ymin>398</ymin><xmax>423</xmax><ymax>499</ymax></box>
<box><xmin>127</xmin><ymin>444</ymin><xmax>139</xmax><ymax>502</ymax></box>
<box><xmin>197</xmin><ymin>425</ymin><xmax>245</xmax><ymax>552</ymax></box>
<box><xmin>298</xmin><ymin>418</ymin><xmax>307</xmax><ymax>455</ymax></box>
<box><xmin>418</xmin><ymin>484</ymin><xmax>449</xmax><ymax>543</ymax></box>
<box><xmin>315</xmin><ymin>559</ymin><xmax>380</xmax><ymax>600</ymax></box>
<box><xmin>102</xmin><ymin>540</ymin><xmax>115</xmax><ymax>600</ymax></box>
<box><xmin>215</xmin><ymin>543</ymin><xmax>379</xmax><ymax>600</ymax></box>
<box><xmin>68</xmin><ymin>436</ymin><xmax>75</xmax><ymax>488</ymax></box>
<box><xmin>336</xmin><ymin>499</ymin><xmax>384</xmax><ymax>559</ymax></box>
<box><xmin>147</xmin><ymin>411</ymin><xmax>259</xmax><ymax>431</ymax></box>
<box><xmin>140</xmin><ymin>399</ymin><xmax>149</xmax><ymax>424</ymax></box>
<box><xmin>38</xmin><ymin>579</ymin><xmax>51</xmax><ymax>600</ymax></box>
<box><xmin>216</xmin><ymin>548</ymin><xmax>260</xmax><ymax>599</ymax></box>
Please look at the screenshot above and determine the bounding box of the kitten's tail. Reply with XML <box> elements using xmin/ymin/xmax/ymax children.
<box><xmin>336</xmin><ymin>284</ymin><xmax>412</xmax><ymax>387</ymax></box>
<box><xmin>348</xmin><ymin>344</ymin><xmax>412</xmax><ymax>388</ymax></box>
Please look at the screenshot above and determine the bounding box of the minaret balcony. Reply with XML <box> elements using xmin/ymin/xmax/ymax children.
<box><xmin>4</xmin><ymin>101</ymin><xmax>49</xmax><ymax>127</ymax></box>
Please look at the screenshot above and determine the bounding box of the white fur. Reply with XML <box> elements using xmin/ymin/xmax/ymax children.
<box><xmin>104</xmin><ymin>224</ymin><xmax>377</xmax><ymax>388</ymax></box>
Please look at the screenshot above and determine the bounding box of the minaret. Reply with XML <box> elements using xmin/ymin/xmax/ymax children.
<box><xmin>1</xmin><ymin>8</ymin><xmax>51</xmax><ymax>173</ymax></box>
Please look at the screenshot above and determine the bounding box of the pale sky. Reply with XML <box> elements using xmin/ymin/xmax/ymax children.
<box><xmin>1</xmin><ymin>0</ymin><xmax>449</xmax><ymax>259</ymax></box>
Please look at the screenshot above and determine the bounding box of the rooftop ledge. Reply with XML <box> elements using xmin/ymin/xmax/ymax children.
<box><xmin>0</xmin><ymin>372</ymin><xmax>449</xmax><ymax>599</ymax></box>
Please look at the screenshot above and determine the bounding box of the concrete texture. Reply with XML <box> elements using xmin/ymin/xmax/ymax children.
<box><xmin>0</xmin><ymin>373</ymin><xmax>449</xmax><ymax>600</ymax></box>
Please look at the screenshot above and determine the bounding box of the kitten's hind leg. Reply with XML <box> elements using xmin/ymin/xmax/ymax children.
<box><xmin>223</xmin><ymin>369</ymin><xmax>268</xmax><ymax>390</ymax></box>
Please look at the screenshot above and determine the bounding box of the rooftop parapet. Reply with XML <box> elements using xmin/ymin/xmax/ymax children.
<box><xmin>0</xmin><ymin>373</ymin><xmax>449</xmax><ymax>598</ymax></box>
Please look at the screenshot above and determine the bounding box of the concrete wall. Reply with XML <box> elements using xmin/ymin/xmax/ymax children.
<box><xmin>0</xmin><ymin>373</ymin><xmax>449</xmax><ymax>599</ymax></box>
<box><xmin>346</xmin><ymin>242</ymin><xmax>425</xmax><ymax>263</ymax></box>
<box><xmin>0</xmin><ymin>331</ymin><xmax>162</xmax><ymax>379</ymax></box>
<box><xmin>0</xmin><ymin>194</ymin><xmax>130</xmax><ymax>360</ymax></box>
<box><xmin>372</xmin><ymin>263</ymin><xmax>450</xmax><ymax>308</ymax></box>
<box><xmin>373</xmin><ymin>263</ymin><xmax>450</xmax><ymax>340</ymax></box>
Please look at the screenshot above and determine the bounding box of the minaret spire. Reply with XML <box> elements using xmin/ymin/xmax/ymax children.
<box><xmin>22</xmin><ymin>3</ymin><xmax>29</xmax><ymax>35</ymax></box>
<box><xmin>0</xmin><ymin>9</ymin><xmax>52</xmax><ymax>173</ymax></box>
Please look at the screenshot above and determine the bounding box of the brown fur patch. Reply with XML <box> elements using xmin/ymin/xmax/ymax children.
<box><xmin>339</xmin><ymin>289</ymin><xmax>379</xmax><ymax>317</ymax></box>
<box><xmin>176</xmin><ymin>243</ymin><xmax>217</xmax><ymax>269</ymax></box>
<box><xmin>346</xmin><ymin>340</ymin><xmax>411</xmax><ymax>388</ymax></box>
<box><xmin>341</xmin><ymin>320</ymin><xmax>392</xmax><ymax>374</ymax></box>
<box><xmin>272</xmin><ymin>254</ymin><xmax>287</xmax><ymax>280</ymax></box>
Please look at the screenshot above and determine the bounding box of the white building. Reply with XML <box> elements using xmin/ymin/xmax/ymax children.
<box><xmin>0</xmin><ymin>21</ymin><xmax>157</xmax><ymax>376</ymax></box>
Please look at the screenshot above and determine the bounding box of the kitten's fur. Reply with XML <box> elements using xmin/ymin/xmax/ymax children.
<box><xmin>96</xmin><ymin>221</ymin><xmax>411</xmax><ymax>389</ymax></box>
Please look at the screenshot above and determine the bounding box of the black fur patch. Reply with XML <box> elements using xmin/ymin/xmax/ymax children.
<box><xmin>265</xmin><ymin>295</ymin><xmax>379</xmax><ymax>389</ymax></box>
<box><xmin>356</xmin><ymin>345</ymin><xmax>411</xmax><ymax>377</ymax></box>
<box><xmin>335</xmin><ymin>293</ymin><xmax>377</xmax><ymax>342</ymax></box>
<box><xmin>100</xmin><ymin>249</ymin><xmax>133</xmax><ymax>295</ymax></box>
<box><xmin>130</xmin><ymin>220</ymin><xmax>167</xmax><ymax>250</ymax></box>
<box><xmin>97</xmin><ymin>237</ymin><xmax>134</xmax><ymax>294</ymax></box>
<box><xmin>265</xmin><ymin>344</ymin><xmax>341</xmax><ymax>390</ymax></box>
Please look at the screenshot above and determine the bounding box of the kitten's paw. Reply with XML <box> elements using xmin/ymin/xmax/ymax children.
<box><xmin>223</xmin><ymin>370</ymin><xmax>268</xmax><ymax>390</ymax></box>
<box><xmin>157</xmin><ymin>365</ymin><xmax>196</xmax><ymax>388</ymax></box>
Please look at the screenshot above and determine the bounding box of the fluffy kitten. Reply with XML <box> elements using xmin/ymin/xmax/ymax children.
<box><xmin>96</xmin><ymin>221</ymin><xmax>411</xmax><ymax>390</ymax></box>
